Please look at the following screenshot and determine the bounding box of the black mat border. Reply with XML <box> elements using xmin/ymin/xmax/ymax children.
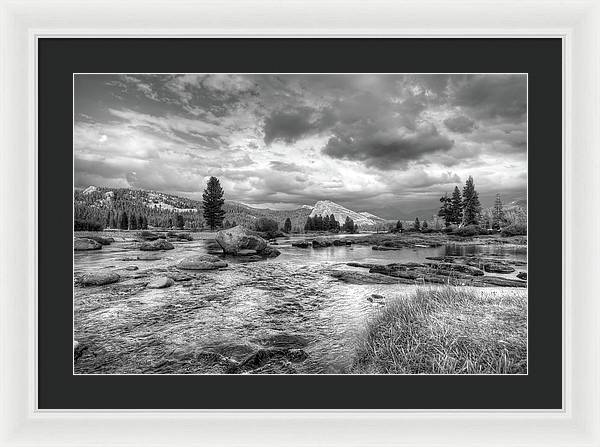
<box><xmin>38</xmin><ymin>38</ymin><xmax>562</xmax><ymax>409</ymax></box>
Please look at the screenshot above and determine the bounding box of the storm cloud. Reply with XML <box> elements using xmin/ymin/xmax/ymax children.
<box><xmin>74</xmin><ymin>74</ymin><xmax>527</xmax><ymax>218</ymax></box>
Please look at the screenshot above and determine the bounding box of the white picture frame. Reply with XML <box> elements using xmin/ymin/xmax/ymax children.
<box><xmin>1</xmin><ymin>0</ymin><xmax>598</xmax><ymax>445</ymax></box>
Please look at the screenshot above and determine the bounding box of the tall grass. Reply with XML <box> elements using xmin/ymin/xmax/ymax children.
<box><xmin>352</xmin><ymin>287</ymin><xmax>527</xmax><ymax>374</ymax></box>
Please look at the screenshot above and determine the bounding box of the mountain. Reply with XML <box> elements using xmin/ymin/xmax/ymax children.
<box><xmin>310</xmin><ymin>200</ymin><xmax>385</xmax><ymax>228</ymax></box>
<box><xmin>359</xmin><ymin>211</ymin><xmax>388</xmax><ymax>223</ymax></box>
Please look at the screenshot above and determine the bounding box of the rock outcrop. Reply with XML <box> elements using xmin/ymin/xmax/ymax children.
<box><xmin>215</xmin><ymin>226</ymin><xmax>280</xmax><ymax>258</ymax></box>
<box><xmin>177</xmin><ymin>254</ymin><xmax>228</xmax><ymax>270</ymax></box>
<box><xmin>215</xmin><ymin>226</ymin><xmax>267</xmax><ymax>254</ymax></box>
<box><xmin>74</xmin><ymin>238</ymin><xmax>102</xmax><ymax>251</ymax></box>
<box><xmin>146</xmin><ymin>276</ymin><xmax>175</xmax><ymax>289</ymax></box>
<box><xmin>139</xmin><ymin>239</ymin><xmax>174</xmax><ymax>251</ymax></box>
<box><xmin>79</xmin><ymin>271</ymin><xmax>120</xmax><ymax>286</ymax></box>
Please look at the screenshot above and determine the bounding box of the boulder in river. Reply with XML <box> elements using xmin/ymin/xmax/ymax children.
<box><xmin>312</xmin><ymin>239</ymin><xmax>332</xmax><ymax>248</ymax></box>
<box><xmin>216</xmin><ymin>226</ymin><xmax>267</xmax><ymax>254</ymax></box>
<box><xmin>260</xmin><ymin>245</ymin><xmax>281</xmax><ymax>258</ymax></box>
<box><xmin>138</xmin><ymin>230</ymin><xmax>161</xmax><ymax>241</ymax></box>
<box><xmin>79</xmin><ymin>271</ymin><xmax>120</xmax><ymax>286</ymax></box>
<box><xmin>139</xmin><ymin>239</ymin><xmax>174</xmax><ymax>251</ymax></box>
<box><xmin>74</xmin><ymin>238</ymin><xmax>102</xmax><ymax>251</ymax></box>
<box><xmin>517</xmin><ymin>271</ymin><xmax>528</xmax><ymax>280</ymax></box>
<box><xmin>147</xmin><ymin>276</ymin><xmax>175</xmax><ymax>289</ymax></box>
<box><xmin>177</xmin><ymin>254</ymin><xmax>228</xmax><ymax>270</ymax></box>
<box><xmin>483</xmin><ymin>263</ymin><xmax>516</xmax><ymax>274</ymax></box>
<box><xmin>291</xmin><ymin>241</ymin><xmax>310</xmax><ymax>248</ymax></box>
<box><xmin>84</xmin><ymin>235</ymin><xmax>114</xmax><ymax>245</ymax></box>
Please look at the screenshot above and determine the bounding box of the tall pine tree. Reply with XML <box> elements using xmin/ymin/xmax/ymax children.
<box><xmin>450</xmin><ymin>186</ymin><xmax>463</xmax><ymax>225</ymax></box>
<box><xmin>413</xmin><ymin>217</ymin><xmax>421</xmax><ymax>231</ymax></box>
<box><xmin>202</xmin><ymin>176</ymin><xmax>225</xmax><ymax>231</ymax></box>
<box><xmin>284</xmin><ymin>217</ymin><xmax>292</xmax><ymax>233</ymax></box>
<box><xmin>462</xmin><ymin>176</ymin><xmax>482</xmax><ymax>226</ymax></box>
<box><xmin>438</xmin><ymin>193</ymin><xmax>452</xmax><ymax>226</ymax></box>
<box><xmin>119</xmin><ymin>211</ymin><xmax>129</xmax><ymax>230</ymax></box>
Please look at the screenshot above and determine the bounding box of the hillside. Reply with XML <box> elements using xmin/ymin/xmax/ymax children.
<box><xmin>74</xmin><ymin>186</ymin><xmax>390</xmax><ymax>231</ymax></box>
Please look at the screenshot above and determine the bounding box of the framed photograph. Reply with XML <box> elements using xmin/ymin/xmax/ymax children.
<box><xmin>1</xmin><ymin>1</ymin><xmax>599</xmax><ymax>446</ymax></box>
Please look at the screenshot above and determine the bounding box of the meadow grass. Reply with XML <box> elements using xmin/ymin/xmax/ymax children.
<box><xmin>352</xmin><ymin>287</ymin><xmax>527</xmax><ymax>374</ymax></box>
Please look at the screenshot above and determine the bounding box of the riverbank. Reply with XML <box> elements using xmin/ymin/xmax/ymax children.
<box><xmin>351</xmin><ymin>286</ymin><xmax>527</xmax><ymax>374</ymax></box>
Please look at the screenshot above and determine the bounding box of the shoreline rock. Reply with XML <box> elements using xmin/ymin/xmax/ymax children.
<box><xmin>146</xmin><ymin>276</ymin><xmax>175</xmax><ymax>289</ymax></box>
<box><xmin>74</xmin><ymin>238</ymin><xmax>102</xmax><ymax>251</ymax></box>
<box><xmin>79</xmin><ymin>271</ymin><xmax>120</xmax><ymax>286</ymax></box>
<box><xmin>177</xmin><ymin>254</ymin><xmax>228</xmax><ymax>270</ymax></box>
<box><xmin>139</xmin><ymin>240</ymin><xmax>174</xmax><ymax>251</ymax></box>
<box><xmin>216</xmin><ymin>226</ymin><xmax>280</xmax><ymax>258</ymax></box>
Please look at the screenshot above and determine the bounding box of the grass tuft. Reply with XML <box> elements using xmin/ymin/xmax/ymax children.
<box><xmin>352</xmin><ymin>287</ymin><xmax>527</xmax><ymax>374</ymax></box>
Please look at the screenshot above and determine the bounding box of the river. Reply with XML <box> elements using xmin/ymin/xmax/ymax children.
<box><xmin>73</xmin><ymin>231</ymin><xmax>527</xmax><ymax>374</ymax></box>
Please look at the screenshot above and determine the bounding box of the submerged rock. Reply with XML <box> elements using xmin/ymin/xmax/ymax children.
<box><xmin>291</xmin><ymin>241</ymin><xmax>310</xmax><ymax>248</ymax></box>
<box><xmin>85</xmin><ymin>235</ymin><xmax>114</xmax><ymax>245</ymax></box>
<box><xmin>146</xmin><ymin>276</ymin><xmax>175</xmax><ymax>289</ymax></box>
<box><xmin>74</xmin><ymin>238</ymin><xmax>102</xmax><ymax>251</ymax></box>
<box><xmin>483</xmin><ymin>263</ymin><xmax>516</xmax><ymax>274</ymax></box>
<box><xmin>139</xmin><ymin>239</ymin><xmax>174</xmax><ymax>251</ymax></box>
<box><xmin>79</xmin><ymin>271</ymin><xmax>120</xmax><ymax>286</ymax></box>
<box><xmin>177</xmin><ymin>254</ymin><xmax>228</xmax><ymax>270</ymax></box>
<box><xmin>329</xmin><ymin>270</ymin><xmax>407</xmax><ymax>284</ymax></box>
<box><xmin>138</xmin><ymin>231</ymin><xmax>161</xmax><ymax>241</ymax></box>
<box><xmin>312</xmin><ymin>239</ymin><xmax>332</xmax><ymax>248</ymax></box>
<box><xmin>216</xmin><ymin>226</ymin><xmax>267</xmax><ymax>254</ymax></box>
<box><xmin>124</xmin><ymin>265</ymin><xmax>139</xmax><ymax>271</ymax></box>
<box><xmin>260</xmin><ymin>246</ymin><xmax>281</xmax><ymax>258</ymax></box>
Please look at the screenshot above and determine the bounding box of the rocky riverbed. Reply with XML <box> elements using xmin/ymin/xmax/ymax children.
<box><xmin>73</xmin><ymin>229</ymin><xmax>527</xmax><ymax>374</ymax></box>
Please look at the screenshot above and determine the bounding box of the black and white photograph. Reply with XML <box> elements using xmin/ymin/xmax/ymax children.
<box><xmin>73</xmin><ymin>73</ymin><xmax>528</xmax><ymax>375</ymax></box>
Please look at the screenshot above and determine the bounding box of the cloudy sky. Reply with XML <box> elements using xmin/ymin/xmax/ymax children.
<box><xmin>74</xmin><ymin>74</ymin><xmax>527</xmax><ymax>218</ymax></box>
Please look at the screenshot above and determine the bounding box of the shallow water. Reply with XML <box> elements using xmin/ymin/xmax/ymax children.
<box><xmin>73</xmin><ymin>231</ymin><xmax>527</xmax><ymax>374</ymax></box>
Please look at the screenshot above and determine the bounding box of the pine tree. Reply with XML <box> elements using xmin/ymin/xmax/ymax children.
<box><xmin>462</xmin><ymin>176</ymin><xmax>482</xmax><ymax>226</ymax></box>
<box><xmin>323</xmin><ymin>214</ymin><xmax>330</xmax><ymax>231</ymax></box>
<box><xmin>138</xmin><ymin>215</ymin><xmax>144</xmax><ymax>229</ymax></box>
<box><xmin>396</xmin><ymin>220</ymin><xmax>403</xmax><ymax>232</ymax></box>
<box><xmin>142</xmin><ymin>216</ymin><xmax>148</xmax><ymax>229</ymax></box>
<box><xmin>422</xmin><ymin>221</ymin><xmax>428</xmax><ymax>230</ymax></box>
<box><xmin>284</xmin><ymin>217</ymin><xmax>292</xmax><ymax>233</ymax></box>
<box><xmin>111</xmin><ymin>212</ymin><xmax>118</xmax><ymax>229</ymax></box>
<box><xmin>202</xmin><ymin>176</ymin><xmax>226</xmax><ymax>231</ymax></box>
<box><xmin>330</xmin><ymin>214</ymin><xmax>339</xmax><ymax>232</ymax></box>
<box><xmin>304</xmin><ymin>217</ymin><xmax>313</xmax><ymax>232</ymax></box>
<box><xmin>130</xmin><ymin>212</ymin><xmax>138</xmax><ymax>230</ymax></box>
<box><xmin>315</xmin><ymin>215</ymin><xmax>323</xmax><ymax>231</ymax></box>
<box><xmin>413</xmin><ymin>217</ymin><xmax>421</xmax><ymax>231</ymax></box>
<box><xmin>438</xmin><ymin>193</ymin><xmax>452</xmax><ymax>226</ymax></box>
<box><xmin>343</xmin><ymin>216</ymin><xmax>354</xmax><ymax>233</ymax></box>
<box><xmin>119</xmin><ymin>211</ymin><xmax>129</xmax><ymax>230</ymax></box>
<box><xmin>449</xmin><ymin>186</ymin><xmax>463</xmax><ymax>225</ymax></box>
<box><xmin>492</xmin><ymin>193</ymin><xmax>504</xmax><ymax>229</ymax></box>
<box><xmin>176</xmin><ymin>214</ymin><xmax>185</xmax><ymax>229</ymax></box>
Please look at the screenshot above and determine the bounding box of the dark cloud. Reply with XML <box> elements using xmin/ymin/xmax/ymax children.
<box><xmin>263</xmin><ymin>108</ymin><xmax>316</xmax><ymax>145</ymax></box>
<box><xmin>450</xmin><ymin>74</ymin><xmax>526</xmax><ymax>121</ymax></box>
<box><xmin>443</xmin><ymin>115</ymin><xmax>476</xmax><ymax>133</ymax></box>
<box><xmin>323</xmin><ymin>122</ymin><xmax>454</xmax><ymax>170</ymax></box>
